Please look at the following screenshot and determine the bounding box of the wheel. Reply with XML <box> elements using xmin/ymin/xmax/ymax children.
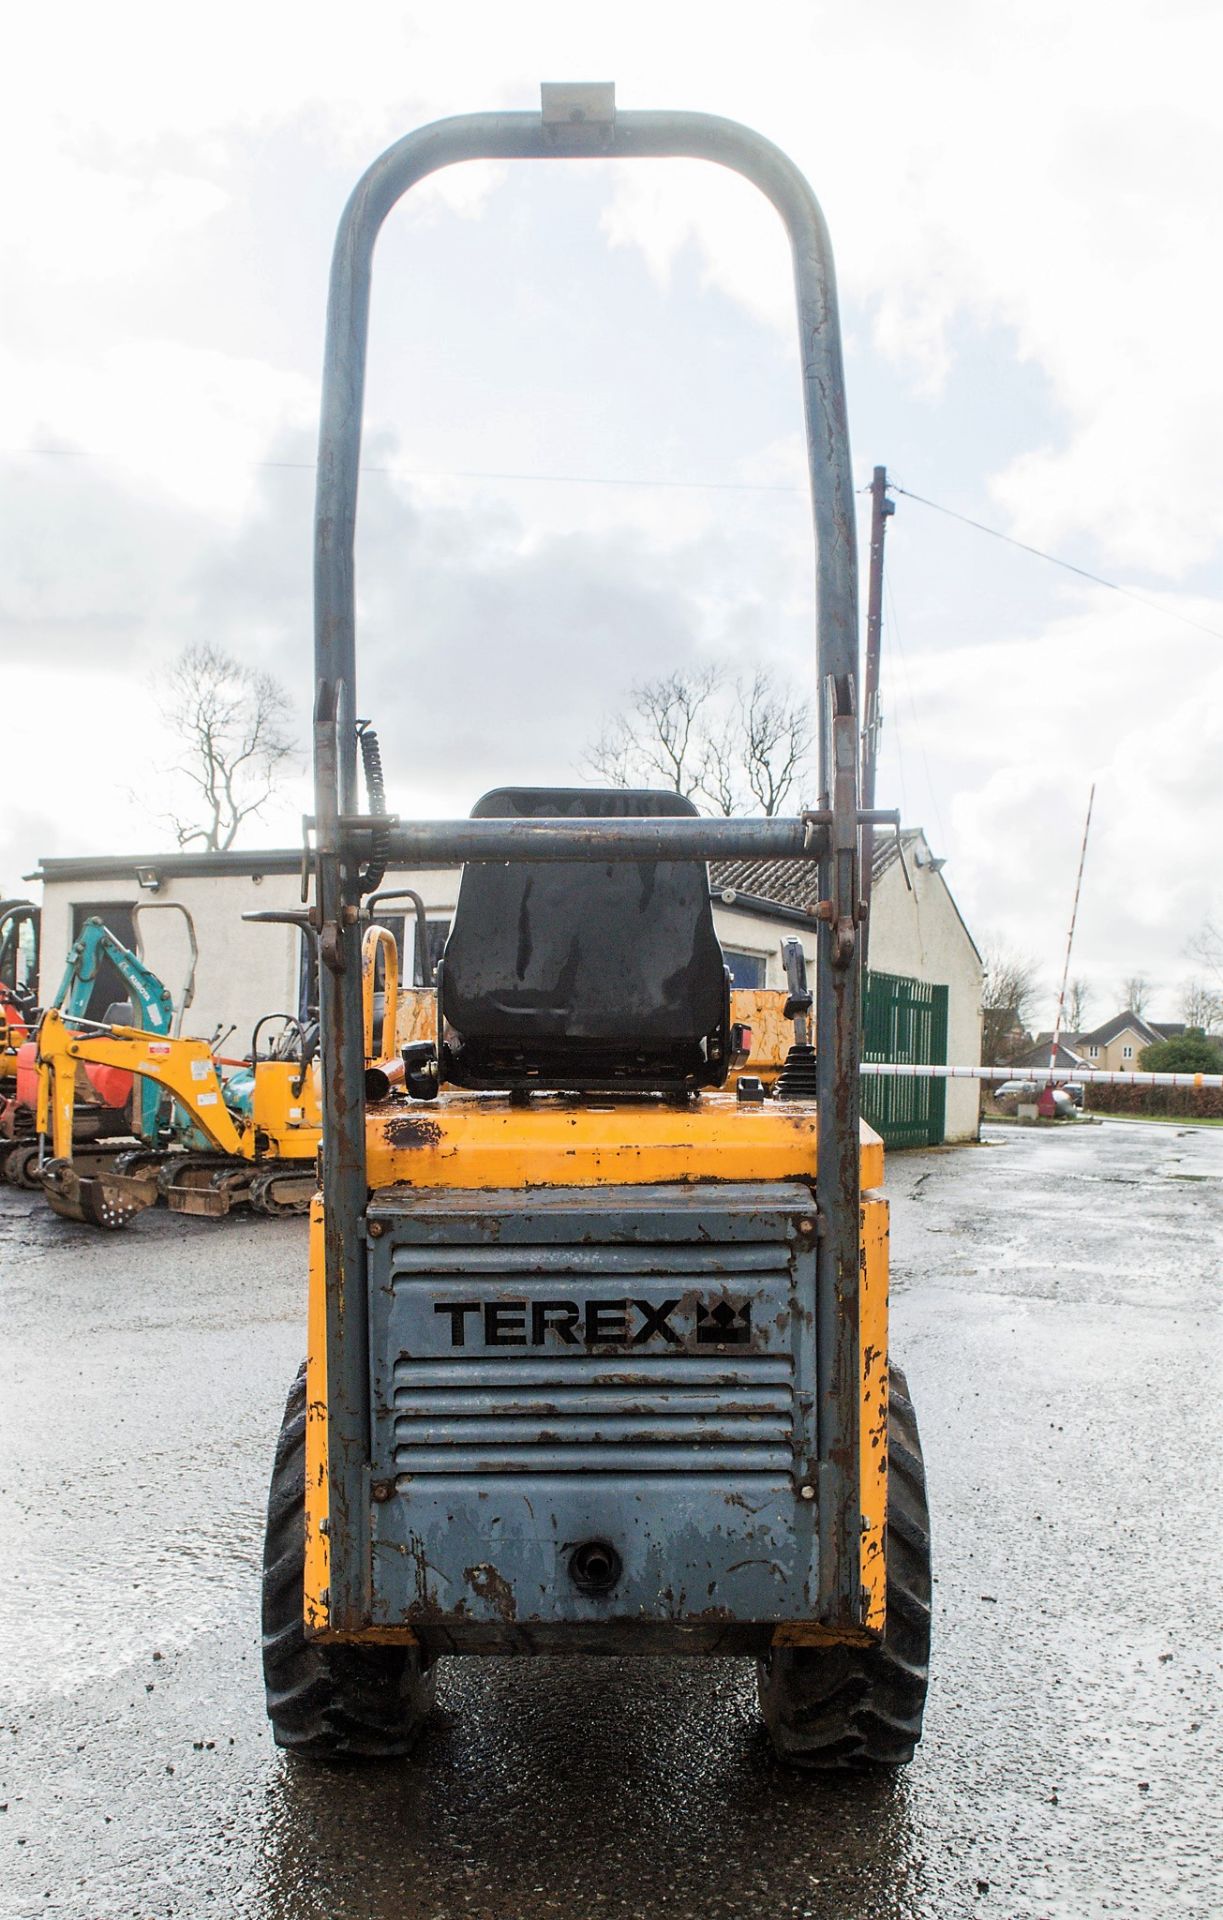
<box><xmin>4</xmin><ymin>1140</ymin><xmax>44</xmax><ymax>1190</ymax></box>
<box><xmin>262</xmin><ymin>1363</ymin><xmax>435</xmax><ymax>1758</ymax></box>
<box><xmin>758</xmin><ymin>1363</ymin><xmax>932</xmax><ymax>1769</ymax></box>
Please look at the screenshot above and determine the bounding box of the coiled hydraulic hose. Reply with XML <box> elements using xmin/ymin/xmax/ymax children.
<box><xmin>356</xmin><ymin>721</ymin><xmax>390</xmax><ymax>895</ymax></box>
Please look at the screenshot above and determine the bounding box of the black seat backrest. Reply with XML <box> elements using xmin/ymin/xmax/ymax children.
<box><xmin>438</xmin><ymin>787</ymin><xmax>730</xmax><ymax>1091</ymax></box>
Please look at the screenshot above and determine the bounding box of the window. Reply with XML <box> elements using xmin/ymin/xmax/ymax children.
<box><xmin>384</xmin><ymin>915</ymin><xmax>452</xmax><ymax>985</ymax></box>
<box><xmin>724</xmin><ymin>948</ymin><xmax>766</xmax><ymax>990</ymax></box>
<box><xmin>1088</xmin><ymin>1045</ymin><xmax>1098</xmax><ymax>1058</ymax></box>
<box><xmin>298</xmin><ymin>931</ymin><xmax>317</xmax><ymax>1024</ymax></box>
<box><xmin>1122</xmin><ymin>1044</ymin><xmax>1133</xmax><ymax>1060</ymax></box>
<box><xmin>416</xmin><ymin>918</ymin><xmax>450</xmax><ymax>985</ymax></box>
<box><xmin>298</xmin><ymin>916</ymin><xmax>452</xmax><ymax>1024</ymax></box>
<box><xmin>70</xmin><ymin>901</ymin><xmax>137</xmax><ymax>1020</ymax></box>
<box><xmin>0</xmin><ymin>910</ymin><xmax>38</xmax><ymax>996</ymax></box>
<box><xmin>15</xmin><ymin>916</ymin><xmax>37</xmax><ymax>994</ymax></box>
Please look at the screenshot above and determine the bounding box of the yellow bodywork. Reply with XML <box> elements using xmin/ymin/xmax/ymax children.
<box><xmin>727</xmin><ymin>987</ymin><xmax>799</xmax><ymax>1086</ymax></box>
<box><xmin>304</xmin><ymin>1198</ymin><xmax>333</xmax><ymax>1634</ymax></box>
<box><xmin>395</xmin><ymin>984</ymin><xmax>438</xmax><ymax>1050</ymax></box>
<box><xmin>859</xmin><ymin>1192</ymin><xmax>889</xmax><ymax>1631</ymax></box>
<box><xmin>32</xmin><ymin>922</ymin><xmax>405</xmax><ymax>1167</ymax></box>
<box><xmin>306</xmin><ymin>1088</ymin><xmax>890</xmax><ymax>1647</ymax></box>
<box><xmin>365</xmin><ymin>1088</ymin><xmax>883</xmax><ymax>1191</ymax></box>
<box><xmin>390</xmin><ymin>983</ymin><xmax>796</xmax><ymax>1083</ymax></box>
<box><xmin>34</xmin><ymin>1008</ymin><xmax>321</xmax><ymax>1161</ymax></box>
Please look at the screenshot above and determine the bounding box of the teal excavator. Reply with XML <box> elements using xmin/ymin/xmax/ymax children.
<box><xmin>0</xmin><ymin>906</ymin><xmax>193</xmax><ymax>1186</ymax></box>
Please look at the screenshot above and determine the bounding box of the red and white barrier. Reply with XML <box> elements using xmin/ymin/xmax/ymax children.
<box><xmin>860</xmin><ymin>1062</ymin><xmax>1223</xmax><ymax>1090</ymax></box>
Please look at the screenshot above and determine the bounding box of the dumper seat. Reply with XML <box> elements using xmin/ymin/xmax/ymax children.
<box><xmin>437</xmin><ymin>787</ymin><xmax>730</xmax><ymax>1092</ymax></box>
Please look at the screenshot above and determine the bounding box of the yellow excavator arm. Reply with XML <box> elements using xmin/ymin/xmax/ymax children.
<box><xmin>35</xmin><ymin>1009</ymin><xmax>247</xmax><ymax>1159</ymax></box>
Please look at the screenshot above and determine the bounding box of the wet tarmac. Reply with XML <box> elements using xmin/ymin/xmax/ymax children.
<box><xmin>1</xmin><ymin>1118</ymin><xmax>1220</xmax><ymax>1919</ymax></box>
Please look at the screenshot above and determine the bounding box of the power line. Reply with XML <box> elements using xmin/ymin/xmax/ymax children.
<box><xmin>11</xmin><ymin>444</ymin><xmax>799</xmax><ymax>496</ymax></box>
<box><xmin>890</xmin><ymin>481</ymin><xmax>1223</xmax><ymax>642</ymax></box>
<box><xmin>18</xmin><ymin>439</ymin><xmax>1223</xmax><ymax>637</ymax></box>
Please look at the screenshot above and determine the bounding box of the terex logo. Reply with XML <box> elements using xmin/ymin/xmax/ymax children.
<box><xmin>433</xmin><ymin>1296</ymin><xmax>753</xmax><ymax>1349</ymax></box>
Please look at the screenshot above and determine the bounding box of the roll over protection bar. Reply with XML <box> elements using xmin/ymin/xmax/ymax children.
<box><xmin>311</xmin><ymin>87</ymin><xmax>864</xmax><ymax>1630</ymax></box>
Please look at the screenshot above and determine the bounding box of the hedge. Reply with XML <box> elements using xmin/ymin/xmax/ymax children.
<box><xmin>1083</xmin><ymin>1082</ymin><xmax>1223</xmax><ymax>1121</ymax></box>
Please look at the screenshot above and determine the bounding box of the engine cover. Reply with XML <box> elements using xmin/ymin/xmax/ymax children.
<box><xmin>364</xmin><ymin>1181</ymin><xmax>821</xmax><ymax>1646</ymax></box>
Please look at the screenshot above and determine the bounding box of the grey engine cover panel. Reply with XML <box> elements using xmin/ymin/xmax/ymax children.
<box><xmin>365</xmin><ymin>1182</ymin><xmax>819</xmax><ymax>1630</ymax></box>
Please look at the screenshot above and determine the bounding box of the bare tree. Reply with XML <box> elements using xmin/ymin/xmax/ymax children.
<box><xmin>1180</xmin><ymin>977</ymin><xmax>1223</xmax><ymax>1032</ymax></box>
<box><xmin>981</xmin><ymin>941</ymin><xmax>1041</xmax><ymax>1064</ymax></box>
<box><xmin>585</xmin><ymin>664</ymin><xmax>812</xmax><ymax>816</ymax></box>
<box><xmin>1120</xmin><ymin>973</ymin><xmax>1153</xmax><ymax>1017</ymax></box>
<box><xmin>584</xmin><ymin>666</ymin><xmax>721</xmax><ymax>801</ymax></box>
<box><xmin>1065</xmin><ymin>977</ymin><xmax>1091</xmax><ymax>1031</ymax></box>
<box><xmin>159</xmin><ymin>644</ymin><xmax>297</xmax><ymax>852</ymax></box>
<box><xmin>1187</xmin><ymin>917</ymin><xmax>1223</xmax><ymax>987</ymax></box>
<box><xmin>700</xmin><ymin>670</ymin><xmax>813</xmax><ymax>817</ymax></box>
<box><xmin>696</xmin><ymin>710</ymin><xmax>740</xmax><ymax>817</ymax></box>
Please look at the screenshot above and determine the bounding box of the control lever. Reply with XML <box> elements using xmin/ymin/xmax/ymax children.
<box><xmin>781</xmin><ymin>938</ymin><xmax>812</xmax><ymax>1047</ymax></box>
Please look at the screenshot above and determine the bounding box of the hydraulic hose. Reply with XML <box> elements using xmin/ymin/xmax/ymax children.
<box><xmin>356</xmin><ymin>722</ymin><xmax>390</xmax><ymax>895</ymax></box>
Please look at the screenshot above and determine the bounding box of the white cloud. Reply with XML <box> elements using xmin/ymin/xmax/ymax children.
<box><xmin>15</xmin><ymin>1</ymin><xmax>1218</xmax><ymax>575</ymax></box>
<box><xmin>589</xmin><ymin>5</ymin><xmax>1223</xmax><ymax>579</ymax></box>
<box><xmin>3</xmin><ymin>0</ymin><xmax>1219</xmax><ymax>1016</ymax></box>
<box><xmin>891</xmin><ymin>588</ymin><xmax>1223</xmax><ymax>1020</ymax></box>
<box><xmin>1</xmin><ymin>159</ymin><xmax>227</xmax><ymax>286</ymax></box>
<box><xmin>2</xmin><ymin>343</ymin><xmax>315</xmax><ymax>518</ymax></box>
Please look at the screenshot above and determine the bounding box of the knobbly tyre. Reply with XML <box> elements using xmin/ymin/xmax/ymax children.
<box><xmin>262</xmin><ymin>84</ymin><xmax>931</xmax><ymax>1771</ymax></box>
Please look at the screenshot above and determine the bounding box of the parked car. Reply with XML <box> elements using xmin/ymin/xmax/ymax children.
<box><xmin>992</xmin><ymin>1079</ymin><xmax>1078</xmax><ymax>1116</ymax></box>
<box><xmin>992</xmin><ymin>1080</ymin><xmax>1038</xmax><ymax>1109</ymax></box>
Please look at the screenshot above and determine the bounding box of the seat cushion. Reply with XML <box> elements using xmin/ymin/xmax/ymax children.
<box><xmin>439</xmin><ymin>788</ymin><xmax>728</xmax><ymax>1085</ymax></box>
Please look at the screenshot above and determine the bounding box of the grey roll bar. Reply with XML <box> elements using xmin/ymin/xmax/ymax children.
<box><xmin>312</xmin><ymin>86</ymin><xmax>863</xmax><ymax>1630</ymax></box>
<box><xmin>131</xmin><ymin>901</ymin><xmax>198</xmax><ymax>1037</ymax></box>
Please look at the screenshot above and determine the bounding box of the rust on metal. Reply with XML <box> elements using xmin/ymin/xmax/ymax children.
<box><xmin>464</xmin><ymin>1563</ymin><xmax>519</xmax><ymax>1622</ymax></box>
<box><xmin>383</xmin><ymin>1115</ymin><xmax>444</xmax><ymax>1149</ymax></box>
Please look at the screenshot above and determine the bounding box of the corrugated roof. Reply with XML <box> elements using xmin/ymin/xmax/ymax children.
<box><xmin>708</xmin><ymin>857</ymin><xmax>821</xmax><ymax>911</ymax></box>
<box><xmin>710</xmin><ymin>830</ymin><xmax>922</xmax><ymax>915</ymax></box>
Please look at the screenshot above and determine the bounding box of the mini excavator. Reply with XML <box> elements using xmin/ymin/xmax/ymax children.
<box><xmin>34</xmin><ymin>905</ymin><xmax>428</xmax><ymax>1227</ymax></box>
<box><xmin>1</xmin><ymin>908</ymin><xmax>185</xmax><ymax>1188</ymax></box>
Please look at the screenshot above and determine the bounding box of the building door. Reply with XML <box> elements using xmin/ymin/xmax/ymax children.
<box><xmin>299</xmin><ymin>916</ymin><xmax>452</xmax><ymax>1022</ymax></box>
<box><xmin>861</xmin><ymin>970</ymin><xmax>949</xmax><ymax>1148</ymax></box>
<box><xmin>69</xmin><ymin>902</ymin><xmax>138</xmax><ymax>1022</ymax></box>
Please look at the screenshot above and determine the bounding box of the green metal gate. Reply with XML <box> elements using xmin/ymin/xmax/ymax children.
<box><xmin>862</xmin><ymin>971</ymin><xmax>949</xmax><ymax>1149</ymax></box>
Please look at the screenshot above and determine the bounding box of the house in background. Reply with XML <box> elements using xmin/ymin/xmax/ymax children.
<box><xmin>1010</xmin><ymin>1035</ymin><xmax>1092</xmax><ymax>1074</ymax></box>
<box><xmin>29</xmin><ymin>823</ymin><xmax>984</xmax><ymax>1145</ymax></box>
<box><xmin>1075</xmin><ymin>1011</ymin><xmax>1166</xmax><ymax>1072</ymax></box>
<box><xmin>1012</xmin><ymin>1008</ymin><xmax>1202</xmax><ymax>1079</ymax></box>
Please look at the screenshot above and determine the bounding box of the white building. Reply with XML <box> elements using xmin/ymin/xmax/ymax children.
<box><xmin>709</xmin><ymin>829</ymin><xmax>983</xmax><ymax>1142</ymax></box>
<box><xmin>30</xmin><ymin>824</ymin><xmax>982</xmax><ymax>1141</ymax></box>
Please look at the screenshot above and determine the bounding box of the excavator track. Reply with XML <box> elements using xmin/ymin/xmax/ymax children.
<box><xmin>158</xmin><ymin>1154</ymin><xmax>257</xmax><ymax>1218</ymax></box>
<box><xmin>38</xmin><ymin>1144</ymin><xmax>315</xmax><ymax>1229</ymax></box>
<box><xmin>248</xmin><ymin>1165</ymin><xmax>317</xmax><ymax>1217</ymax></box>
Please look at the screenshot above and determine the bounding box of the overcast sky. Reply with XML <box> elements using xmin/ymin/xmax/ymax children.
<box><xmin>3</xmin><ymin>0</ymin><xmax>1220</xmax><ymax>1025</ymax></box>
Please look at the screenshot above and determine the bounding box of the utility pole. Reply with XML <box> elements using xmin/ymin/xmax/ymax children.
<box><xmin>859</xmin><ymin>465</ymin><xmax>895</xmax><ymax>977</ymax></box>
<box><xmin>1049</xmin><ymin>783</ymin><xmax>1096</xmax><ymax>1078</ymax></box>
